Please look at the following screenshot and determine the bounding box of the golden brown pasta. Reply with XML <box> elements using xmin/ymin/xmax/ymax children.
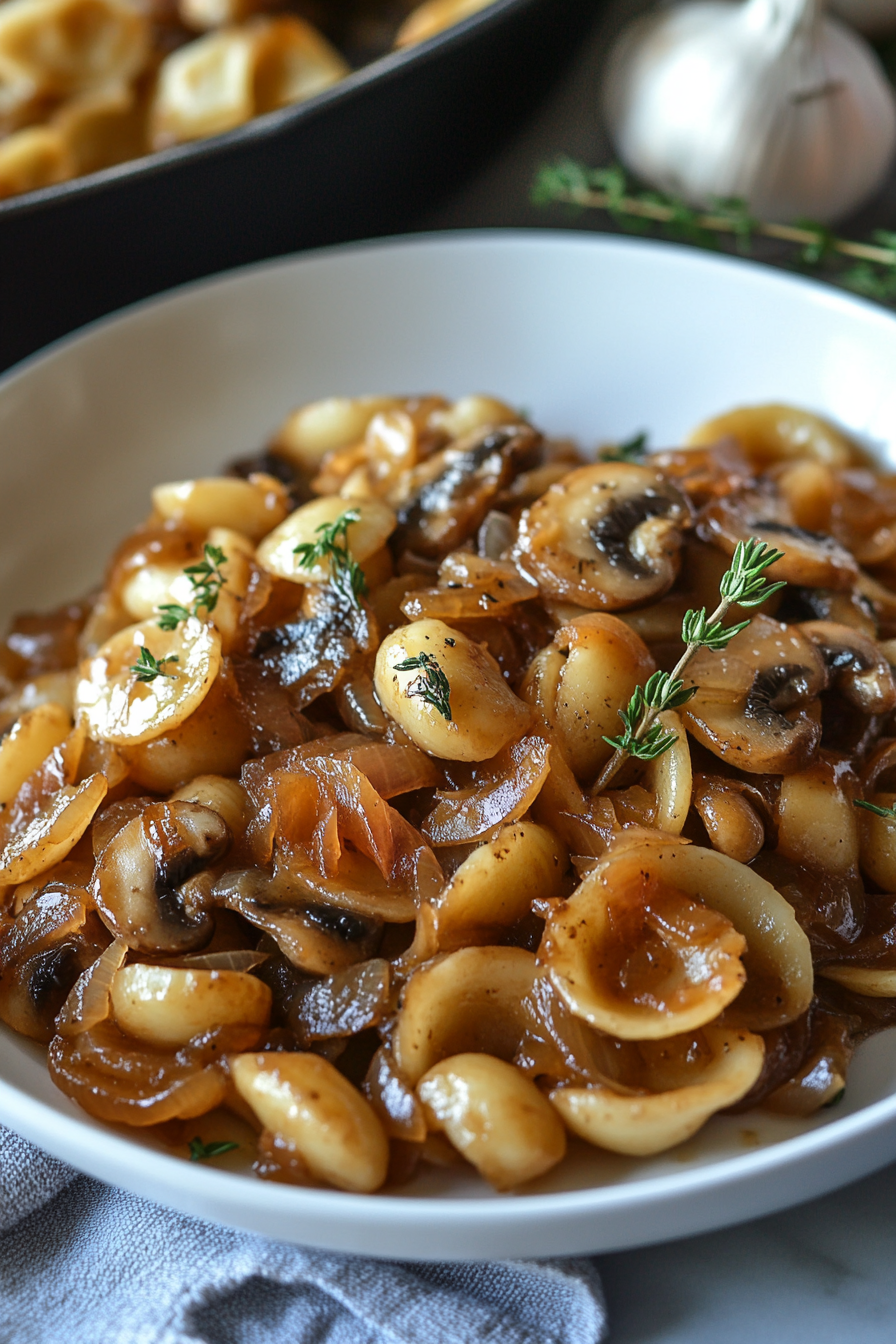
<box><xmin>2</xmin><ymin>392</ymin><xmax>896</xmax><ymax>1195</ymax></box>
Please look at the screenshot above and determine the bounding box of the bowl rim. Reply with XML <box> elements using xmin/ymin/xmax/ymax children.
<box><xmin>0</xmin><ymin>0</ymin><xmax>542</xmax><ymax>221</ymax></box>
<box><xmin>5</xmin><ymin>225</ymin><xmax>896</xmax><ymax>384</ymax></box>
<box><xmin>3</xmin><ymin>228</ymin><xmax>896</xmax><ymax>1254</ymax></box>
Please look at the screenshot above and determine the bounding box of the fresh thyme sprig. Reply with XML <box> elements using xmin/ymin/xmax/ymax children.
<box><xmin>394</xmin><ymin>652</ymin><xmax>453</xmax><ymax>721</ymax></box>
<box><xmin>293</xmin><ymin>509</ymin><xmax>368</xmax><ymax>609</ymax></box>
<box><xmin>600</xmin><ymin>431</ymin><xmax>648</xmax><ymax>464</ymax></box>
<box><xmin>188</xmin><ymin>1137</ymin><xmax>239</xmax><ymax>1162</ymax></box>
<box><xmin>596</xmin><ymin>537</ymin><xmax>786</xmax><ymax>791</ymax></box>
<box><xmin>532</xmin><ymin>160</ymin><xmax>896</xmax><ymax>305</ymax></box>
<box><xmin>129</xmin><ymin>647</ymin><xmax>180</xmax><ymax>683</ymax></box>
<box><xmin>158</xmin><ymin>543</ymin><xmax>229</xmax><ymax>630</ymax></box>
<box><xmin>854</xmin><ymin>799</ymin><xmax>896</xmax><ymax>820</ymax></box>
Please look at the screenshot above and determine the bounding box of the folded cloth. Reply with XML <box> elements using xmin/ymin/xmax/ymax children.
<box><xmin>0</xmin><ymin>1126</ymin><xmax>607</xmax><ymax>1344</ymax></box>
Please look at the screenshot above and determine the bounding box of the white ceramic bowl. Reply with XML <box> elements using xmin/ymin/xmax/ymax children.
<box><xmin>2</xmin><ymin>232</ymin><xmax>896</xmax><ymax>1261</ymax></box>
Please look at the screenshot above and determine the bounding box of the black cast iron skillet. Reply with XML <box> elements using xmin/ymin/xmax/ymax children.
<box><xmin>0</xmin><ymin>0</ymin><xmax>597</xmax><ymax>371</ymax></box>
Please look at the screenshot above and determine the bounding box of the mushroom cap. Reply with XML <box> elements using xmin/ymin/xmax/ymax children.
<box><xmin>513</xmin><ymin>462</ymin><xmax>693</xmax><ymax>610</ymax></box>
<box><xmin>682</xmin><ymin>615</ymin><xmax>827</xmax><ymax>775</ymax></box>
<box><xmin>698</xmin><ymin>489</ymin><xmax>858</xmax><ymax>590</ymax></box>
<box><xmin>91</xmin><ymin>800</ymin><xmax>230</xmax><ymax>953</ymax></box>
<box><xmin>798</xmin><ymin>620</ymin><xmax>896</xmax><ymax>715</ymax></box>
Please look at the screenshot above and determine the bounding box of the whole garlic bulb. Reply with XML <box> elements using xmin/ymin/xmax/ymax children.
<box><xmin>604</xmin><ymin>0</ymin><xmax>896</xmax><ymax>223</ymax></box>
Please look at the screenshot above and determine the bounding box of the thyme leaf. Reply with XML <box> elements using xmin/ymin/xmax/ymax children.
<box><xmin>600</xmin><ymin>431</ymin><xmax>648</xmax><ymax>463</ymax></box>
<box><xmin>293</xmin><ymin>509</ymin><xmax>368</xmax><ymax>610</ymax></box>
<box><xmin>188</xmin><ymin>1137</ymin><xmax>239</xmax><ymax>1162</ymax></box>
<box><xmin>129</xmin><ymin>647</ymin><xmax>179</xmax><ymax>683</ymax></box>
<box><xmin>394</xmin><ymin>652</ymin><xmax>452</xmax><ymax>721</ymax></box>
<box><xmin>854</xmin><ymin>799</ymin><xmax>896</xmax><ymax>820</ymax></box>
<box><xmin>157</xmin><ymin>543</ymin><xmax>229</xmax><ymax>630</ymax></box>
<box><xmin>597</xmin><ymin>537</ymin><xmax>786</xmax><ymax>788</ymax></box>
<box><xmin>532</xmin><ymin>159</ymin><xmax>896</xmax><ymax>307</ymax></box>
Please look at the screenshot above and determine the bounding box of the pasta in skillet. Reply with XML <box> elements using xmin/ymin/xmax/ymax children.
<box><xmin>0</xmin><ymin>0</ymin><xmax>500</xmax><ymax>200</ymax></box>
<box><xmin>1</xmin><ymin>393</ymin><xmax>896</xmax><ymax>1193</ymax></box>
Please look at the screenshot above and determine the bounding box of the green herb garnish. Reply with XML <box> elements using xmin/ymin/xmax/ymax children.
<box><xmin>188</xmin><ymin>1137</ymin><xmax>239</xmax><ymax>1163</ymax></box>
<box><xmin>533</xmin><ymin>159</ymin><xmax>896</xmax><ymax>305</ymax></box>
<box><xmin>854</xmin><ymin>799</ymin><xmax>896</xmax><ymax>819</ymax></box>
<box><xmin>129</xmin><ymin>647</ymin><xmax>180</xmax><ymax>683</ymax></box>
<box><xmin>394</xmin><ymin>651</ymin><xmax>453</xmax><ymax>721</ymax></box>
<box><xmin>600</xmin><ymin>431</ymin><xmax>648</xmax><ymax>463</ymax></box>
<box><xmin>293</xmin><ymin>509</ymin><xmax>368</xmax><ymax>610</ymax></box>
<box><xmin>597</xmin><ymin>537</ymin><xmax>785</xmax><ymax>789</ymax></box>
<box><xmin>158</xmin><ymin>543</ymin><xmax>229</xmax><ymax>630</ymax></box>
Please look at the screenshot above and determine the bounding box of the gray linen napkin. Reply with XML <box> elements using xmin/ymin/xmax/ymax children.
<box><xmin>0</xmin><ymin>1126</ymin><xmax>607</xmax><ymax>1344</ymax></box>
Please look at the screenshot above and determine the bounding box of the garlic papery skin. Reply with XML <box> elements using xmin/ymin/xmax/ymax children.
<box><xmin>604</xmin><ymin>0</ymin><xmax>896</xmax><ymax>223</ymax></box>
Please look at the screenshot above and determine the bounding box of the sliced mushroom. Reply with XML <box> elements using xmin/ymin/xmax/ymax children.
<box><xmin>698</xmin><ymin>487</ymin><xmax>858</xmax><ymax>590</ymax></box>
<box><xmin>212</xmin><ymin>867</ymin><xmax>382</xmax><ymax>974</ymax></box>
<box><xmin>798</xmin><ymin>620</ymin><xmax>896</xmax><ymax>714</ymax></box>
<box><xmin>775</xmin><ymin>585</ymin><xmax>877</xmax><ymax>639</ymax></box>
<box><xmin>513</xmin><ymin>463</ymin><xmax>692</xmax><ymax>610</ymax></box>
<box><xmin>682</xmin><ymin>615</ymin><xmax>827</xmax><ymax>775</ymax></box>
<box><xmin>390</xmin><ymin>424</ymin><xmax>542</xmax><ymax>559</ymax></box>
<box><xmin>91</xmin><ymin>801</ymin><xmax>230</xmax><ymax>953</ymax></box>
<box><xmin>0</xmin><ymin>885</ymin><xmax>108</xmax><ymax>1042</ymax></box>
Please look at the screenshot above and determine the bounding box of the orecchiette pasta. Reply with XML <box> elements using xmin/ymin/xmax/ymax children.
<box><xmin>2</xmin><ymin>391</ymin><xmax>896</xmax><ymax>1197</ymax></box>
<box><xmin>0</xmin><ymin>0</ymin><xmax>503</xmax><ymax>200</ymax></box>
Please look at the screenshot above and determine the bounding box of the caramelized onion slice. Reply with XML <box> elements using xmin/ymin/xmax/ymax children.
<box><xmin>422</xmin><ymin>734</ymin><xmax>551</xmax><ymax>846</ymax></box>
<box><xmin>48</xmin><ymin>1020</ymin><xmax>257</xmax><ymax>1125</ymax></box>
<box><xmin>400</xmin><ymin>553</ymin><xmax>537</xmax><ymax>622</ymax></box>
<box><xmin>364</xmin><ymin>1045</ymin><xmax>427</xmax><ymax>1142</ymax></box>
<box><xmin>550</xmin><ymin>1026</ymin><xmax>765</xmax><ymax>1156</ymax></box>
<box><xmin>0</xmin><ymin>773</ymin><xmax>107</xmax><ymax>884</ymax></box>
<box><xmin>56</xmin><ymin>938</ymin><xmax>127</xmax><ymax>1037</ymax></box>
<box><xmin>289</xmin><ymin>958</ymin><xmax>390</xmax><ymax>1043</ymax></box>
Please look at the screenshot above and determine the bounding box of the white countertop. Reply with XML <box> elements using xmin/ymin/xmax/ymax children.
<box><xmin>596</xmin><ymin>1160</ymin><xmax>896</xmax><ymax>1341</ymax></box>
